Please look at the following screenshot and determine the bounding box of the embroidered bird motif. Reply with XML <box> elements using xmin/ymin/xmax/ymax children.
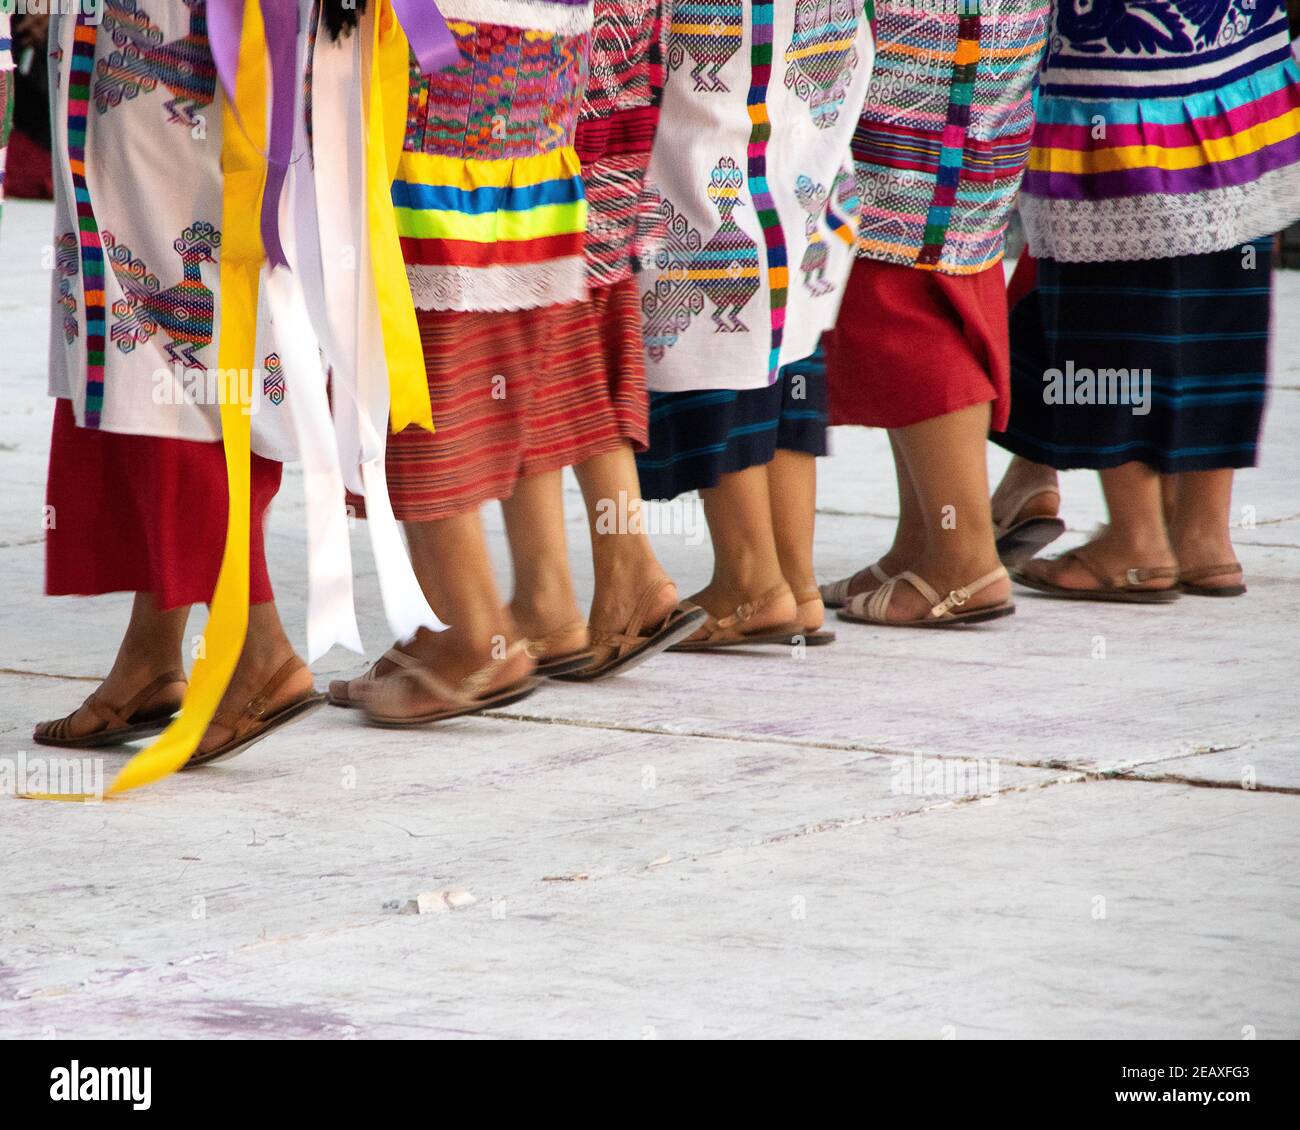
<box><xmin>94</xmin><ymin>0</ymin><xmax>216</xmax><ymax>128</ymax></box>
<box><xmin>104</xmin><ymin>221</ymin><xmax>222</xmax><ymax>371</ymax></box>
<box><xmin>642</xmin><ymin>157</ymin><xmax>760</xmax><ymax>359</ymax></box>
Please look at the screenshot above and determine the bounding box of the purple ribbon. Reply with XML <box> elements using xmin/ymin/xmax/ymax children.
<box><xmin>207</xmin><ymin>1</ymin><xmax>459</xmax><ymax>272</ymax></box>
<box><xmin>258</xmin><ymin>0</ymin><xmax>297</xmax><ymax>269</ymax></box>
<box><xmin>392</xmin><ymin>0</ymin><xmax>461</xmax><ymax>75</ymax></box>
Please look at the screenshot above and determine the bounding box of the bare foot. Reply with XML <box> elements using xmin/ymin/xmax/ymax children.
<box><xmin>509</xmin><ymin>592</ymin><xmax>586</xmax><ymax>652</ymax></box>
<box><xmin>792</xmin><ymin>588</ymin><xmax>827</xmax><ymax>633</ymax></box>
<box><xmin>364</xmin><ymin>621</ymin><xmax>536</xmax><ymax>723</ymax></box>
<box><xmin>196</xmin><ymin>647</ymin><xmax>315</xmax><ymax>756</ymax></box>
<box><xmin>1170</xmin><ymin>521</ymin><xmax>1243</xmax><ymax>592</ymax></box>
<box><xmin>992</xmin><ymin>456</ymin><xmax>1060</xmax><ymax>530</ymax></box>
<box><xmin>589</xmin><ymin>555</ymin><xmax>679</xmax><ymax>638</ymax></box>
<box><xmin>683</xmin><ymin>578</ymin><xmax>799</xmax><ymax>639</ymax></box>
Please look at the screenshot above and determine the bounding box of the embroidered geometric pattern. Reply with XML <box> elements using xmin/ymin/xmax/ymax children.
<box><xmin>851</xmin><ymin>0</ymin><xmax>1049</xmax><ymax>274</ymax></box>
<box><xmin>1022</xmin><ymin>0</ymin><xmax>1300</xmax><ymax>262</ymax></box>
<box><xmin>395</xmin><ymin>9</ymin><xmax>592</xmax><ymax>311</ymax></box>
<box><xmin>94</xmin><ymin>0</ymin><xmax>216</xmax><ymax>128</ymax></box>
<box><xmin>641</xmin><ymin>156</ymin><xmax>760</xmax><ymax>359</ymax></box>
<box><xmin>667</xmin><ymin>0</ymin><xmax>743</xmax><ymax>92</ymax></box>
<box><xmin>56</xmin><ymin>233</ymin><xmax>81</xmax><ymax>344</ymax></box>
<box><xmin>68</xmin><ymin>15</ymin><xmax>107</xmax><ymax>427</ymax></box>
<box><xmin>745</xmin><ymin>1</ymin><xmax>789</xmax><ymax>381</ymax></box>
<box><xmin>915</xmin><ymin>4</ymin><xmax>981</xmax><ymax>271</ymax></box>
<box><xmin>263</xmin><ymin>352</ymin><xmax>285</xmax><ymax>406</ymax></box>
<box><xmin>784</xmin><ymin>0</ymin><xmax>862</xmax><ymax>130</ymax></box>
<box><xmin>575</xmin><ymin>0</ymin><xmax>666</xmax><ymax>287</ymax></box>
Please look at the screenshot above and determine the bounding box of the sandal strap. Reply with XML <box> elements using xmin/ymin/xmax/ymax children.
<box><xmin>994</xmin><ymin>483</ymin><xmax>1061</xmax><ymax>537</ymax></box>
<box><xmin>821</xmin><ymin>563</ymin><xmax>891</xmax><ymax>606</ymax></box>
<box><xmin>380</xmin><ymin>647</ymin><xmax>422</xmax><ymax>671</ymax></box>
<box><xmin>862</xmin><ymin>567</ymin><xmax>1008</xmax><ymax>622</ymax></box>
<box><xmin>211</xmin><ymin>657</ymin><xmax>307</xmax><ymax>737</ymax></box>
<box><xmin>589</xmin><ymin>577</ymin><xmax>677</xmax><ymax>655</ymax></box>
<box><xmin>1179</xmin><ymin>562</ymin><xmax>1242</xmax><ymax>584</ymax></box>
<box><xmin>865</xmin><ymin>572</ymin><xmax>941</xmax><ymax>621</ymax></box>
<box><xmin>78</xmin><ymin>668</ymin><xmax>188</xmax><ymax>732</ymax></box>
<box><xmin>715</xmin><ymin>582</ymin><xmax>791</xmax><ymax>631</ymax></box>
<box><xmin>928</xmin><ymin>566</ymin><xmax>1008</xmax><ymax>618</ymax></box>
<box><xmin>116</xmin><ymin>669</ymin><xmax>187</xmax><ymax>719</ymax></box>
<box><xmin>458</xmin><ymin>639</ymin><xmax>532</xmax><ymax>700</ymax></box>
<box><xmin>1070</xmin><ymin>547</ymin><xmax>1176</xmax><ymax>589</ymax></box>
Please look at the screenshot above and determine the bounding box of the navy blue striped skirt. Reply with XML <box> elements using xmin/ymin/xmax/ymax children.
<box><xmin>992</xmin><ymin>242</ymin><xmax>1273</xmax><ymax>473</ymax></box>
<box><xmin>636</xmin><ymin>350</ymin><xmax>828</xmax><ymax>501</ymax></box>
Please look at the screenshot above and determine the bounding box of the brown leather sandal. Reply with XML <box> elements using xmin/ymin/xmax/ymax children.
<box><xmin>328</xmin><ymin>646</ymin><xmax>423</xmax><ymax>708</ymax></box>
<box><xmin>1012</xmin><ymin>548</ymin><xmax>1180</xmax><ymax>603</ymax></box>
<box><xmin>1178</xmin><ymin>562</ymin><xmax>1247</xmax><ymax>597</ymax></box>
<box><xmin>185</xmin><ymin>658</ymin><xmax>325</xmax><ymax>768</ymax></box>
<box><xmin>32</xmin><ymin>670</ymin><xmax>188</xmax><ymax>749</ymax></box>
<box><xmin>364</xmin><ymin>640</ymin><xmax>540</xmax><ymax>728</ymax></box>
<box><xmin>667</xmin><ymin>582</ymin><xmax>803</xmax><ymax>652</ymax></box>
<box><xmin>554</xmin><ymin>577</ymin><xmax>707</xmax><ymax>682</ymax></box>
<box><xmin>525</xmin><ymin>619</ymin><xmax>597</xmax><ymax>678</ymax></box>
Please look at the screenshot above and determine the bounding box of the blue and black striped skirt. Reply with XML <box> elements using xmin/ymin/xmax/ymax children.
<box><xmin>992</xmin><ymin>241</ymin><xmax>1273</xmax><ymax>473</ymax></box>
<box><xmin>635</xmin><ymin>350</ymin><xmax>828</xmax><ymax>501</ymax></box>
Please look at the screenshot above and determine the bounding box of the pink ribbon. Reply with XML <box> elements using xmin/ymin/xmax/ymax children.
<box><xmin>206</xmin><ymin>1</ymin><xmax>460</xmax><ymax>272</ymax></box>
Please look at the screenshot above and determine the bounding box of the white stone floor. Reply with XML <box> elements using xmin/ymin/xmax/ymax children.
<box><xmin>1</xmin><ymin>200</ymin><xmax>1297</xmax><ymax>1038</ymax></box>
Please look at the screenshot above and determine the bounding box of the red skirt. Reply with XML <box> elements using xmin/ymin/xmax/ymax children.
<box><xmin>353</xmin><ymin>278</ymin><xmax>649</xmax><ymax>523</ymax></box>
<box><xmin>826</xmin><ymin>257</ymin><xmax>1011</xmax><ymax>432</ymax></box>
<box><xmin>45</xmin><ymin>399</ymin><xmax>283</xmax><ymax>610</ymax></box>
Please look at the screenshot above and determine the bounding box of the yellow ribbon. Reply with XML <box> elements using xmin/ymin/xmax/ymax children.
<box><xmin>371</xmin><ymin>0</ymin><xmax>434</xmax><ymax>434</ymax></box>
<box><xmin>101</xmin><ymin>3</ymin><xmax>267</xmax><ymax>797</ymax></box>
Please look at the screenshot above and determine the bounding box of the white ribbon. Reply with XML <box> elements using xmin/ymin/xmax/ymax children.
<box><xmin>306</xmin><ymin>5</ymin><xmax>445</xmax><ymax>644</ymax></box>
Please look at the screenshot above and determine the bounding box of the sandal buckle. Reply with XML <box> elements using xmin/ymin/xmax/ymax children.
<box><xmin>1125</xmin><ymin>567</ymin><xmax>1143</xmax><ymax>586</ymax></box>
<box><xmin>949</xmin><ymin>587</ymin><xmax>970</xmax><ymax>607</ymax></box>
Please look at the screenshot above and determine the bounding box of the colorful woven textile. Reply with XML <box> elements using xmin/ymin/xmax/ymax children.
<box><xmin>46</xmin><ymin>1</ymin><xmax>296</xmax><ymax>457</ymax></box>
<box><xmin>636</xmin><ymin>349</ymin><xmax>829</xmax><ymax>501</ymax></box>
<box><xmin>574</xmin><ymin>0</ymin><xmax>666</xmax><ymax>287</ymax></box>
<box><xmin>993</xmin><ymin>242</ymin><xmax>1275</xmax><ymax>473</ymax></box>
<box><xmin>850</xmin><ymin>0</ymin><xmax>1050</xmax><ymax>275</ymax></box>
<box><xmin>395</xmin><ymin>2</ymin><xmax>594</xmax><ymax>311</ymax></box>
<box><xmin>638</xmin><ymin>1</ymin><xmax>874</xmax><ymax>393</ymax></box>
<box><xmin>1020</xmin><ymin>0</ymin><xmax>1300</xmax><ymax>261</ymax></box>
<box><xmin>356</xmin><ymin>279</ymin><xmax>648</xmax><ymax>522</ymax></box>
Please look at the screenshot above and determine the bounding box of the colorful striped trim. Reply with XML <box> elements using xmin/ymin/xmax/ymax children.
<box><xmin>744</xmin><ymin>1</ymin><xmax>786</xmax><ymax>382</ymax></box>
<box><xmin>393</xmin><ymin>147</ymin><xmax>588</xmax><ymax>264</ymax></box>
<box><xmin>915</xmin><ymin>5</ymin><xmax>980</xmax><ymax>270</ymax></box>
<box><xmin>68</xmin><ymin>17</ymin><xmax>105</xmax><ymax>428</ymax></box>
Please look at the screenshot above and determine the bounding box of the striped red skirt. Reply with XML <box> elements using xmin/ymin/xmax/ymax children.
<box><xmin>355</xmin><ymin>278</ymin><xmax>649</xmax><ymax>523</ymax></box>
<box><xmin>826</xmin><ymin>257</ymin><xmax>1011</xmax><ymax>432</ymax></box>
<box><xmin>45</xmin><ymin>398</ymin><xmax>282</xmax><ymax>610</ymax></box>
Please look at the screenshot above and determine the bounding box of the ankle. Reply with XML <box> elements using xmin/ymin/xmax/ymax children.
<box><xmin>1101</xmin><ymin>522</ymin><xmax>1175</xmax><ymax>559</ymax></box>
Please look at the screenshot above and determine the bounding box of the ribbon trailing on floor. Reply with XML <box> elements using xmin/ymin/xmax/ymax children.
<box><xmin>105</xmin><ymin>2</ymin><xmax>271</xmax><ymax>796</ymax></box>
